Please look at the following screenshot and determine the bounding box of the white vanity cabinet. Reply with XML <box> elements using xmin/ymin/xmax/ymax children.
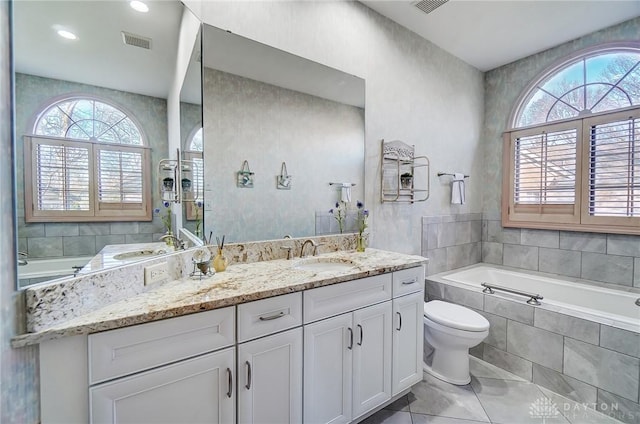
<box><xmin>237</xmin><ymin>293</ymin><xmax>303</xmax><ymax>424</ymax></box>
<box><xmin>303</xmin><ymin>274</ymin><xmax>394</xmax><ymax>424</ymax></box>
<box><xmin>88</xmin><ymin>307</ymin><xmax>236</xmax><ymax>424</ymax></box>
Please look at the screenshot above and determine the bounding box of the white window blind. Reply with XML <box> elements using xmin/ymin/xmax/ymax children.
<box><xmin>25</xmin><ymin>136</ymin><xmax>150</xmax><ymax>222</ymax></box>
<box><xmin>588</xmin><ymin>116</ymin><xmax>640</xmax><ymax>217</ymax></box>
<box><xmin>514</xmin><ymin>128</ymin><xmax>578</xmax><ymax>206</ymax></box>
<box><xmin>36</xmin><ymin>141</ymin><xmax>90</xmax><ymax>211</ymax></box>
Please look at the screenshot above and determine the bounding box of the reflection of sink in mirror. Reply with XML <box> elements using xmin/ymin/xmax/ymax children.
<box><xmin>293</xmin><ymin>258</ymin><xmax>356</xmax><ymax>272</ymax></box>
<box><xmin>112</xmin><ymin>249</ymin><xmax>169</xmax><ymax>261</ymax></box>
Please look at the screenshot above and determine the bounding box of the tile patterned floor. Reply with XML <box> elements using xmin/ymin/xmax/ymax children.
<box><xmin>362</xmin><ymin>357</ymin><xmax>624</xmax><ymax>424</ymax></box>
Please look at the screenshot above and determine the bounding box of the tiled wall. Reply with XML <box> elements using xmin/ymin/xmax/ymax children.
<box><xmin>421</xmin><ymin>214</ymin><xmax>483</xmax><ymax>276</ymax></box>
<box><xmin>426</xmin><ymin>279</ymin><xmax>640</xmax><ymax>424</ymax></box>
<box><xmin>481</xmin><ymin>214</ymin><xmax>640</xmax><ymax>288</ymax></box>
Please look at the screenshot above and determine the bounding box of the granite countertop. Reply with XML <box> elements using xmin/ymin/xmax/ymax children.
<box><xmin>80</xmin><ymin>242</ymin><xmax>172</xmax><ymax>274</ymax></box>
<box><xmin>12</xmin><ymin>248</ymin><xmax>426</xmax><ymax>348</ymax></box>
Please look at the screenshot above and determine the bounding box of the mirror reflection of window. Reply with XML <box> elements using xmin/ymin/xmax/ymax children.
<box><xmin>25</xmin><ymin>96</ymin><xmax>151</xmax><ymax>222</ymax></box>
<box><xmin>184</xmin><ymin>127</ymin><xmax>203</xmax><ymax>221</ymax></box>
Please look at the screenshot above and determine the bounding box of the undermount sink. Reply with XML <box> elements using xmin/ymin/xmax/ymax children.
<box><xmin>293</xmin><ymin>257</ymin><xmax>356</xmax><ymax>272</ymax></box>
<box><xmin>113</xmin><ymin>249</ymin><xmax>168</xmax><ymax>261</ymax></box>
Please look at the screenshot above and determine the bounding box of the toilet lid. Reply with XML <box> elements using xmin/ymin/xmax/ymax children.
<box><xmin>424</xmin><ymin>300</ymin><xmax>490</xmax><ymax>332</ymax></box>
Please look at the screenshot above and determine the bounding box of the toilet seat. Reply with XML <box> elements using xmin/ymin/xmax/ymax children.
<box><xmin>424</xmin><ymin>300</ymin><xmax>489</xmax><ymax>332</ymax></box>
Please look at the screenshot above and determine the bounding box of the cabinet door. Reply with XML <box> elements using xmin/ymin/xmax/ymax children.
<box><xmin>352</xmin><ymin>302</ymin><xmax>392</xmax><ymax>418</ymax></box>
<box><xmin>392</xmin><ymin>291</ymin><xmax>424</xmax><ymax>395</ymax></box>
<box><xmin>238</xmin><ymin>327</ymin><xmax>303</xmax><ymax>424</ymax></box>
<box><xmin>90</xmin><ymin>347</ymin><xmax>235</xmax><ymax>424</ymax></box>
<box><xmin>304</xmin><ymin>313</ymin><xmax>353</xmax><ymax>424</ymax></box>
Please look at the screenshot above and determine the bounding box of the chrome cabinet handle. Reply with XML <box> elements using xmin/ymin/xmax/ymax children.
<box><xmin>259</xmin><ymin>311</ymin><xmax>285</xmax><ymax>321</ymax></box>
<box><xmin>347</xmin><ymin>327</ymin><xmax>353</xmax><ymax>350</ymax></box>
<box><xmin>245</xmin><ymin>361</ymin><xmax>252</xmax><ymax>390</ymax></box>
<box><xmin>401</xmin><ymin>278</ymin><xmax>417</xmax><ymax>285</ymax></box>
<box><xmin>357</xmin><ymin>324</ymin><xmax>363</xmax><ymax>346</ymax></box>
<box><xmin>226</xmin><ymin>368</ymin><xmax>233</xmax><ymax>398</ymax></box>
<box><xmin>396</xmin><ymin>312</ymin><xmax>402</xmax><ymax>331</ymax></box>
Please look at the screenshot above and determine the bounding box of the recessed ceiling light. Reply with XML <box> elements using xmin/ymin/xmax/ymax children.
<box><xmin>130</xmin><ymin>1</ymin><xmax>149</xmax><ymax>13</ymax></box>
<box><xmin>57</xmin><ymin>30</ymin><xmax>78</xmax><ymax>40</ymax></box>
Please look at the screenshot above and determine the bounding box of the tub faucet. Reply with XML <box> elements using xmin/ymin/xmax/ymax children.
<box><xmin>18</xmin><ymin>251</ymin><xmax>28</xmax><ymax>266</ymax></box>
<box><xmin>160</xmin><ymin>234</ymin><xmax>185</xmax><ymax>250</ymax></box>
<box><xmin>300</xmin><ymin>239</ymin><xmax>319</xmax><ymax>258</ymax></box>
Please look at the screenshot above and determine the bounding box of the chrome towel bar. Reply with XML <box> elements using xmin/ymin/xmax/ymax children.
<box><xmin>481</xmin><ymin>282</ymin><xmax>543</xmax><ymax>306</ymax></box>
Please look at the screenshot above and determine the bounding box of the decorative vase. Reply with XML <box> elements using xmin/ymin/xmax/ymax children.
<box><xmin>213</xmin><ymin>248</ymin><xmax>228</xmax><ymax>272</ymax></box>
<box><xmin>356</xmin><ymin>233</ymin><xmax>366</xmax><ymax>252</ymax></box>
<box><xmin>164</xmin><ymin>231</ymin><xmax>174</xmax><ymax>247</ymax></box>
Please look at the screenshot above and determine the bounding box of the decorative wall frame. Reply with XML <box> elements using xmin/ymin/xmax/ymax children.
<box><xmin>237</xmin><ymin>160</ymin><xmax>254</xmax><ymax>188</ymax></box>
<box><xmin>277</xmin><ymin>162</ymin><xmax>292</xmax><ymax>190</ymax></box>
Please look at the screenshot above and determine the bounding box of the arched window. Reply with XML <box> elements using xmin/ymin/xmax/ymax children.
<box><xmin>183</xmin><ymin>127</ymin><xmax>204</xmax><ymax>221</ymax></box>
<box><xmin>25</xmin><ymin>96</ymin><xmax>151</xmax><ymax>222</ymax></box>
<box><xmin>504</xmin><ymin>44</ymin><xmax>640</xmax><ymax>234</ymax></box>
<box><xmin>514</xmin><ymin>48</ymin><xmax>640</xmax><ymax>128</ymax></box>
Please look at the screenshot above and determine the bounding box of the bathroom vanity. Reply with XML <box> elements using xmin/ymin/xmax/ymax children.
<box><xmin>18</xmin><ymin>248</ymin><xmax>426</xmax><ymax>424</ymax></box>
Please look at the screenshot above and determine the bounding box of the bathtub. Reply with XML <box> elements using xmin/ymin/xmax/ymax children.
<box><xmin>433</xmin><ymin>264</ymin><xmax>640</xmax><ymax>331</ymax></box>
<box><xmin>18</xmin><ymin>256</ymin><xmax>93</xmax><ymax>282</ymax></box>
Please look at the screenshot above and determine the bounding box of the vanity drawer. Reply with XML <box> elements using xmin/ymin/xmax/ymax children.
<box><xmin>303</xmin><ymin>273</ymin><xmax>392</xmax><ymax>323</ymax></box>
<box><xmin>393</xmin><ymin>266</ymin><xmax>425</xmax><ymax>297</ymax></box>
<box><xmin>88</xmin><ymin>307</ymin><xmax>235</xmax><ymax>385</ymax></box>
<box><xmin>238</xmin><ymin>292</ymin><xmax>302</xmax><ymax>342</ymax></box>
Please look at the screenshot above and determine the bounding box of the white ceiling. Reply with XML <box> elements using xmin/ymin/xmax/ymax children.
<box><xmin>361</xmin><ymin>0</ymin><xmax>640</xmax><ymax>71</ymax></box>
<box><xmin>13</xmin><ymin>0</ymin><xmax>183</xmax><ymax>100</ymax></box>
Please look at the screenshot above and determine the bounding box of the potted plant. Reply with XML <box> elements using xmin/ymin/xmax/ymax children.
<box><xmin>400</xmin><ymin>172</ymin><xmax>413</xmax><ymax>189</ymax></box>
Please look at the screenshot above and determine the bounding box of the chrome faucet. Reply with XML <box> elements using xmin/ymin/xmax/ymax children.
<box><xmin>18</xmin><ymin>251</ymin><xmax>28</xmax><ymax>266</ymax></box>
<box><xmin>160</xmin><ymin>234</ymin><xmax>185</xmax><ymax>250</ymax></box>
<box><xmin>300</xmin><ymin>239</ymin><xmax>319</xmax><ymax>258</ymax></box>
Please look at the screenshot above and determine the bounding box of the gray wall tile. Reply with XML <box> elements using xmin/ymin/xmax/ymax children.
<box><xmin>581</xmin><ymin>252</ymin><xmax>634</xmax><ymax>286</ymax></box>
<box><xmin>446</xmin><ymin>242</ymin><xmax>481</xmax><ymax>270</ymax></box>
<box><xmin>18</xmin><ymin>238</ymin><xmax>27</xmax><ymax>253</ymax></box>
<box><xmin>27</xmin><ymin>237</ymin><xmax>62</xmax><ymax>257</ymax></box>
<box><xmin>45</xmin><ymin>223</ymin><xmax>79</xmax><ymax>237</ymax></box>
<box><xmin>425</xmin><ymin>280</ymin><xmax>444</xmax><ymax>301</ymax></box>
<box><xmin>533</xmin><ymin>364</ymin><xmax>598</xmax><ymax>404</ymax></box>
<box><xmin>534</xmin><ymin>309</ymin><xmax>600</xmax><ymax>345</ymax></box>
<box><xmin>138</xmin><ymin>219</ymin><xmax>166</xmax><ymax>234</ymax></box>
<box><xmin>470</xmin><ymin>220</ymin><xmax>482</xmax><ymax>243</ymax></box>
<box><xmin>78</xmin><ymin>223</ymin><xmax>111</xmax><ymax>236</ymax></box>
<box><xmin>564</xmin><ymin>338</ymin><xmax>639</xmax><ymax>402</ymax></box>
<box><xmin>454</xmin><ymin>221</ymin><xmax>471</xmax><ymax>245</ymax></box>
<box><xmin>635</xmin><ymin>258</ymin><xmax>640</xmax><ymax>288</ymax></box>
<box><xmin>485</xmin><ymin>220</ymin><xmax>504</xmax><ymax>243</ymax></box>
<box><xmin>521</xmin><ymin>229</ymin><xmax>560</xmax><ymax>248</ymax></box>
<box><xmin>482</xmin><ymin>242</ymin><xmax>503</xmax><ymax>265</ymax></box>
<box><xmin>607</xmin><ymin>234</ymin><xmax>640</xmax><ymax>257</ymax></box>
<box><xmin>503</xmin><ymin>244</ymin><xmax>539</xmax><ymax>271</ymax></box>
<box><xmin>484</xmin><ymin>295</ymin><xmax>534</xmax><ymax>325</ymax></box>
<box><xmin>110</xmin><ymin>222</ymin><xmax>140</xmax><ymax>235</ymax></box>
<box><xmin>125</xmin><ymin>234</ymin><xmax>153</xmax><ymax>244</ymax></box>
<box><xmin>425</xmin><ymin>223</ymin><xmax>439</xmax><ymax>251</ymax></box>
<box><xmin>600</xmin><ymin>326</ymin><xmax>640</xmax><ymax>358</ymax></box>
<box><xmin>438</xmin><ymin>222</ymin><xmax>458</xmax><ymax>248</ymax></box>
<box><xmin>470</xmin><ymin>343</ymin><xmax>484</xmax><ymax>360</ymax></box>
<box><xmin>502</xmin><ymin>228</ymin><xmax>522</xmax><ymax>245</ymax></box>
<box><xmin>63</xmin><ymin>236</ymin><xmax>96</xmax><ymax>257</ymax></box>
<box><xmin>482</xmin><ymin>344</ymin><xmax>532</xmax><ymax>381</ymax></box>
<box><xmin>443</xmin><ymin>285</ymin><xmax>484</xmax><ymax>310</ymax></box>
<box><xmin>560</xmin><ymin>231</ymin><xmax>606</xmax><ymax>253</ymax></box>
<box><xmin>425</xmin><ymin>248</ymin><xmax>446</xmax><ymax>276</ymax></box>
<box><xmin>597</xmin><ymin>389</ymin><xmax>640</xmax><ymax>424</ymax></box>
<box><xmin>507</xmin><ymin>320</ymin><xmax>564</xmax><ymax>372</ymax></box>
<box><xmin>475</xmin><ymin>309</ymin><xmax>507</xmax><ymax>351</ymax></box>
<box><xmin>538</xmin><ymin>248</ymin><xmax>581</xmax><ymax>278</ymax></box>
<box><xmin>19</xmin><ymin>222</ymin><xmax>44</xmax><ymax>238</ymax></box>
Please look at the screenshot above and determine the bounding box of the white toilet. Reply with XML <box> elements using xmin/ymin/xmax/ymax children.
<box><xmin>423</xmin><ymin>300</ymin><xmax>490</xmax><ymax>385</ymax></box>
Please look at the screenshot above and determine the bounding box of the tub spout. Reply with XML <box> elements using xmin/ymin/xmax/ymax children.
<box><xmin>18</xmin><ymin>251</ymin><xmax>28</xmax><ymax>266</ymax></box>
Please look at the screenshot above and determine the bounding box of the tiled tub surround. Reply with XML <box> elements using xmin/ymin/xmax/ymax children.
<box><xmin>15</xmin><ymin>235</ymin><xmax>421</xmax><ymax>347</ymax></box>
<box><xmin>421</xmin><ymin>214</ymin><xmax>483</xmax><ymax>276</ymax></box>
<box><xmin>426</xmin><ymin>264</ymin><xmax>640</xmax><ymax>424</ymax></box>
<box><xmin>482</xmin><ymin>217</ymin><xmax>640</xmax><ymax>289</ymax></box>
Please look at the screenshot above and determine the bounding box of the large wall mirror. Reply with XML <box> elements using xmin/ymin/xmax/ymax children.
<box><xmin>13</xmin><ymin>0</ymin><xmax>200</xmax><ymax>288</ymax></box>
<box><xmin>201</xmin><ymin>24</ymin><xmax>365</xmax><ymax>243</ymax></box>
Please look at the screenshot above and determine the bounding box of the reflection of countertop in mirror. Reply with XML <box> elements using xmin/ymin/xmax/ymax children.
<box><xmin>12</xmin><ymin>248</ymin><xmax>427</xmax><ymax>347</ymax></box>
<box><xmin>81</xmin><ymin>242</ymin><xmax>172</xmax><ymax>274</ymax></box>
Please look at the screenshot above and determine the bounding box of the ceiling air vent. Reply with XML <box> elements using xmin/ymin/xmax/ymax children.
<box><xmin>412</xmin><ymin>0</ymin><xmax>449</xmax><ymax>15</ymax></box>
<box><xmin>121</xmin><ymin>31</ymin><xmax>151</xmax><ymax>50</ymax></box>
